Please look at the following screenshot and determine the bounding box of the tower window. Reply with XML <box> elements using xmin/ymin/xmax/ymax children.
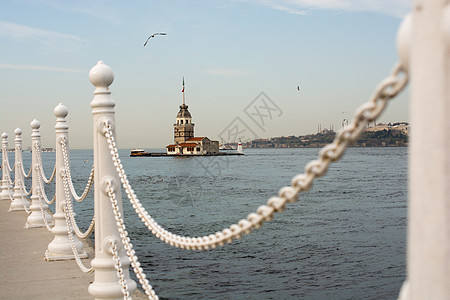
<box><xmin>181</xmin><ymin>120</ymin><xmax>183</xmax><ymax>124</ymax></box>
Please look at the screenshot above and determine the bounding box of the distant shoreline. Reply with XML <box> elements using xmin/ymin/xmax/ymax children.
<box><xmin>243</xmin><ymin>144</ymin><xmax>408</xmax><ymax>149</ymax></box>
<box><xmin>240</xmin><ymin>126</ymin><xmax>409</xmax><ymax>149</ymax></box>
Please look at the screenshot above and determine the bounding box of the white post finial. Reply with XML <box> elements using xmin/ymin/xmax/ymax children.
<box><xmin>89</xmin><ymin>60</ymin><xmax>114</xmax><ymax>96</ymax></box>
<box><xmin>26</xmin><ymin>119</ymin><xmax>53</xmax><ymax>228</ymax></box>
<box><xmin>45</xmin><ymin>103</ymin><xmax>87</xmax><ymax>260</ymax></box>
<box><xmin>9</xmin><ymin>127</ymin><xmax>30</xmax><ymax>211</ymax></box>
<box><xmin>88</xmin><ymin>61</ymin><xmax>137</xmax><ymax>298</ymax></box>
<box><xmin>0</xmin><ymin>132</ymin><xmax>13</xmax><ymax>201</ymax></box>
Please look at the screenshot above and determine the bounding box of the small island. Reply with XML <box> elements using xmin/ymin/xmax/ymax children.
<box><xmin>131</xmin><ymin>79</ymin><xmax>243</xmax><ymax>157</ymax></box>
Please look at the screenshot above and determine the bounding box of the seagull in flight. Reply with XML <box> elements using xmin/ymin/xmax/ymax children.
<box><xmin>144</xmin><ymin>33</ymin><xmax>167</xmax><ymax>46</ymax></box>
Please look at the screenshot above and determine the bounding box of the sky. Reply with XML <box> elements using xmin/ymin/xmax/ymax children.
<box><xmin>0</xmin><ymin>0</ymin><xmax>412</xmax><ymax>149</ymax></box>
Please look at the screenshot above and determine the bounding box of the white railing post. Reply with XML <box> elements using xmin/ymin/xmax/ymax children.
<box><xmin>88</xmin><ymin>61</ymin><xmax>136</xmax><ymax>298</ymax></box>
<box><xmin>45</xmin><ymin>104</ymin><xmax>87</xmax><ymax>260</ymax></box>
<box><xmin>9</xmin><ymin>128</ymin><xmax>30</xmax><ymax>211</ymax></box>
<box><xmin>398</xmin><ymin>1</ymin><xmax>450</xmax><ymax>299</ymax></box>
<box><xmin>26</xmin><ymin>119</ymin><xmax>53</xmax><ymax>228</ymax></box>
<box><xmin>0</xmin><ymin>132</ymin><xmax>14</xmax><ymax>200</ymax></box>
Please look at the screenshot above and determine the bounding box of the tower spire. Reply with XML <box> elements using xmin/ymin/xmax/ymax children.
<box><xmin>182</xmin><ymin>77</ymin><xmax>185</xmax><ymax>106</ymax></box>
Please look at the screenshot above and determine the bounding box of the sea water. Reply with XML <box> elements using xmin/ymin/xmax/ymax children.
<box><xmin>19</xmin><ymin>147</ymin><xmax>407</xmax><ymax>299</ymax></box>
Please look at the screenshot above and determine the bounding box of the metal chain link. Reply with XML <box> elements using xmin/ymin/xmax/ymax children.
<box><xmin>21</xmin><ymin>180</ymin><xmax>32</xmax><ymax>196</ymax></box>
<box><xmin>38</xmin><ymin>196</ymin><xmax>54</xmax><ymax>232</ymax></box>
<box><xmin>22</xmin><ymin>162</ymin><xmax>32</xmax><ymax>179</ymax></box>
<box><xmin>110</xmin><ymin>239</ymin><xmax>132</xmax><ymax>300</ymax></box>
<box><xmin>35</xmin><ymin>143</ymin><xmax>56</xmax><ymax>184</ymax></box>
<box><xmin>15</xmin><ymin>144</ymin><xmax>32</xmax><ymax>178</ymax></box>
<box><xmin>33</xmin><ymin>161</ymin><xmax>55</xmax><ymax>231</ymax></box>
<box><xmin>62</xmin><ymin>174</ymin><xmax>94</xmax><ymax>273</ymax></box>
<box><xmin>1</xmin><ymin>161</ymin><xmax>14</xmax><ymax>188</ymax></box>
<box><xmin>1</xmin><ymin>155</ymin><xmax>15</xmax><ymax>201</ymax></box>
<box><xmin>18</xmin><ymin>181</ymin><xmax>31</xmax><ymax>214</ymax></box>
<box><xmin>102</xmin><ymin>61</ymin><xmax>408</xmax><ymax>251</ymax></box>
<box><xmin>2</xmin><ymin>148</ymin><xmax>14</xmax><ymax>172</ymax></box>
<box><xmin>60</xmin><ymin>137</ymin><xmax>94</xmax><ymax>202</ymax></box>
<box><xmin>106</xmin><ymin>182</ymin><xmax>159</xmax><ymax>300</ymax></box>
<box><xmin>4</xmin><ymin>185</ymin><xmax>14</xmax><ymax>202</ymax></box>
<box><xmin>3</xmin><ymin>148</ymin><xmax>15</xmax><ymax>186</ymax></box>
<box><xmin>62</xmin><ymin>169</ymin><xmax>95</xmax><ymax>239</ymax></box>
<box><xmin>36</xmin><ymin>164</ymin><xmax>56</xmax><ymax>205</ymax></box>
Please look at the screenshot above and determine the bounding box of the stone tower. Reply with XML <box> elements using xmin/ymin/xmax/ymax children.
<box><xmin>174</xmin><ymin>103</ymin><xmax>194</xmax><ymax>144</ymax></box>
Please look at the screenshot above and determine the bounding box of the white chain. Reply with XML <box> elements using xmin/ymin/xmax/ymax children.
<box><xmin>22</xmin><ymin>162</ymin><xmax>32</xmax><ymax>178</ymax></box>
<box><xmin>2</xmin><ymin>160</ymin><xmax>14</xmax><ymax>187</ymax></box>
<box><xmin>9</xmin><ymin>174</ymin><xmax>15</xmax><ymax>186</ymax></box>
<box><xmin>35</xmin><ymin>162</ymin><xmax>56</xmax><ymax>231</ymax></box>
<box><xmin>5</xmin><ymin>185</ymin><xmax>14</xmax><ymax>201</ymax></box>
<box><xmin>103</xmin><ymin>62</ymin><xmax>407</xmax><ymax>251</ymax></box>
<box><xmin>62</xmin><ymin>169</ymin><xmax>95</xmax><ymax>239</ymax></box>
<box><xmin>18</xmin><ymin>182</ymin><xmax>31</xmax><ymax>214</ymax></box>
<box><xmin>2</xmin><ymin>148</ymin><xmax>14</xmax><ymax>172</ymax></box>
<box><xmin>36</xmin><ymin>164</ymin><xmax>56</xmax><ymax>205</ymax></box>
<box><xmin>35</xmin><ymin>143</ymin><xmax>56</xmax><ymax>184</ymax></box>
<box><xmin>21</xmin><ymin>181</ymin><xmax>32</xmax><ymax>196</ymax></box>
<box><xmin>62</xmin><ymin>174</ymin><xmax>94</xmax><ymax>273</ymax></box>
<box><xmin>106</xmin><ymin>182</ymin><xmax>159</xmax><ymax>300</ymax></box>
<box><xmin>37</xmin><ymin>195</ymin><xmax>54</xmax><ymax>232</ymax></box>
<box><xmin>110</xmin><ymin>239</ymin><xmax>132</xmax><ymax>300</ymax></box>
<box><xmin>60</xmin><ymin>137</ymin><xmax>94</xmax><ymax>202</ymax></box>
<box><xmin>15</xmin><ymin>144</ymin><xmax>32</xmax><ymax>178</ymax></box>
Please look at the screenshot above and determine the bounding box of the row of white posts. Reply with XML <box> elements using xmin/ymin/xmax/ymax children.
<box><xmin>0</xmin><ymin>61</ymin><xmax>135</xmax><ymax>299</ymax></box>
<box><xmin>0</xmin><ymin>125</ymin><xmax>53</xmax><ymax>226</ymax></box>
<box><xmin>1</xmin><ymin>1</ymin><xmax>450</xmax><ymax>297</ymax></box>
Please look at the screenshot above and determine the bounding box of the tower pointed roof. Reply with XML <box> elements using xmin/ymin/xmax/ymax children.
<box><xmin>177</xmin><ymin>103</ymin><xmax>191</xmax><ymax>118</ymax></box>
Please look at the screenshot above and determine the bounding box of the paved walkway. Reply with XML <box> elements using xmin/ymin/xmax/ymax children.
<box><xmin>0</xmin><ymin>200</ymin><xmax>145</xmax><ymax>299</ymax></box>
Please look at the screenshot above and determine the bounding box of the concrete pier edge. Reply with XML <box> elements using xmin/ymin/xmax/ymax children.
<box><xmin>0</xmin><ymin>200</ymin><xmax>146</xmax><ymax>299</ymax></box>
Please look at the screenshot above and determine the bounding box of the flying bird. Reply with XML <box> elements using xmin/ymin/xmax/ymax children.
<box><xmin>144</xmin><ymin>32</ymin><xmax>167</xmax><ymax>46</ymax></box>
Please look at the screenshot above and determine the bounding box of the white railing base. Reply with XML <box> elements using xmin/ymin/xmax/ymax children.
<box><xmin>9</xmin><ymin>198</ymin><xmax>30</xmax><ymax>211</ymax></box>
<box><xmin>0</xmin><ymin>189</ymin><xmax>13</xmax><ymax>201</ymax></box>
<box><xmin>25</xmin><ymin>212</ymin><xmax>53</xmax><ymax>228</ymax></box>
<box><xmin>45</xmin><ymin>249</ymin><xmax>88</xmax><ymax>261</ymax></box>
<box><xmin>45</xmin><ymin>211</ymin><xmax>86</xmax><ymax>261</ymax></box>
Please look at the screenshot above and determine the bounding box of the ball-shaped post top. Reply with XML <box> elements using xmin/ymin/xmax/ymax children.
<box><xmin>54</xmin><ymin>103</ymin><xmax>68</xmax><ymax>118</ymax></box>
<box><xmin>2</xmin><ymin>132</ymin><xmax>7</xmax><ymax>139</ymax></box>
<box><xmin>14</xmin><ymin>128</ymin><xmax>22</xmax><ymax>136</ymax></box>
<box><xmin>89</xmin><ymin>60</ymin><xmax>114</xmax><ymax>90</ymax></box>
<box><xmin>30</xmin><ymin>119</ymin><xmax>40</xmax><ymax>129</ymax></box>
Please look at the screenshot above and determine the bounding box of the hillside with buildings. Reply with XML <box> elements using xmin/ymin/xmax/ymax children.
<box><xmin>241</xmin><ymin>122</ymin><xmax>409</xmax><ymax>148</ymax></box>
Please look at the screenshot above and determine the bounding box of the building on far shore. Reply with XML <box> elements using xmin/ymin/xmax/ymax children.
<box><xmin>166</xmin><ymin>79</ymin><xmax>219</xmax><ymax>155</ymax></box>
<box><xmin>365</xmin><ymin>122</ymin><xmax>409</xmax><ymax>135</ymax></box>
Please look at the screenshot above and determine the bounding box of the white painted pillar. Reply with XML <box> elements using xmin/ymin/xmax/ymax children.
<box><xmin>401</xmin><ymin>0</ymin><xmax>450</xmax><ymax>299</ymax></box>
<box><xmin>9</xmin><ymin>128</ymin><xmax>30</xmax><ymax>211</ymax></box>
<box><xmin>0</xmin><ymin>132</ymin><xmax>14</xmax><ymax>200</ymax></box>
<box><xmin>88</xmin><ymin>61</ymin><xmax>136</xmax><ymax>298</ymax></box>
<box><xmin>45</xmin><ymin>104</ymin><xmax>87</xmax><ymax>260</ymax></box>
<box><xmin>26</xmin><ymin>119</ymin><xmax>53</xmax><ymax>228</ymax></box>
